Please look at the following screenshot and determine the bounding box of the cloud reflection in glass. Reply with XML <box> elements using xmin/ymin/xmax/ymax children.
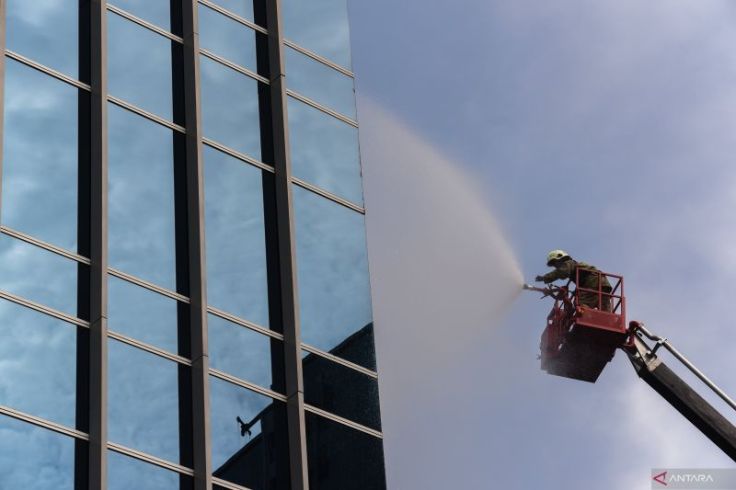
<box><xmin>293</xmin><ymin>187</ymin><xmax>375</xmax><ymax>370</ymax></box>
<box><xmin>108</xmin><ymin>103</ymin><xmax>178</xmax><ymax>291</ymax></box>
<box><xmin>2</xmin><ymin>59</ymin><xmax>80</xmax><ymax>252</ymax></box>
<box><xmin>204</xmin><ymin>146</ymin><xmax>270</xmax><ymax>327</ymax></box>
<box><xmin>288</xmin><ymin>96</ymin><xmax>363</xmax><ymax>205</ymax></box>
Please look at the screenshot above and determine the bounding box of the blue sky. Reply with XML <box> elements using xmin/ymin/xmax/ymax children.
<box><xmin>350</xmin><ymin>1</ymin><xmax>736</xmax><ymax>488</ymax></box>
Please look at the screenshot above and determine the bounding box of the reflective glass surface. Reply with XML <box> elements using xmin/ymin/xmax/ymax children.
<box><xmin>108</xmin><ymin>104</ymin><xmax>178</xmax><ymax>291</ymax></box>
<box><xmin>285</xmin><ymin>47</ymin><xmax>355</xmax><ymax>119</ymax></box>
<box><xmin>108</xmin><ymin>275</ymin><xmax>180</xmax><ymax>354</ymax></box>
<box><xmin>288</xmin><ymin>97</ymin><xmax>363</xmax><ymax>205</ymax></box>
<box><xmin>282</xmin><ymin>0</ymin><xmax>352</xmax><ymax>68</ymax></box>
<box><xmin>199</xmin><ymin>3</ymin><xmax>261</xmax><ymax>74</ymax></box>
<box><xmin>200</xmin><ymin>56</ymin><xmax>263</xmax><ymax>161</ymax></box>
<box><xmin>293</xmin><ymin>187</ymin><xmax>375</xmax><ymax>370</ymax></box>
<box><xmin>303</xmin><ymin>352</ymin><xmax>381</xmax><ymax>431</ymax></box>
<box><xmin>108</xmin><ymin>451</ymin><xmax>191</xmax><ymax>490</ymax></box>
<box><xmin>204</xmin><ymin>146</ymin><xmax>269</xmax><ymax>326</ymax></box>
<box><xmin>110</xmin><ymin>0</ymin><xmax>174</xmax><ymax>33</ymax></box>
<box><xmin>108</xmin><ymin>340</ymin><xmax>182</xmax><ymax>463</ymax></box>
<box><xmin>210</xmin><ymin>376</ymin><xmax>290</xmax><ymax>489</ymax></box>
<box><xmin>306</xmin><ymin>413</ymin><xmax>386</xmax><ymax>490</ymax></box>
<box><xmin>0</xmin><ymin>235</ymin><xmax>79</xmax><ymax>316</ymax></box>
<box><xmin>0</xmin><ymin>415</ymin><xmax>77</xmax><ymax>490</ymax></box>
<box><xmin>6</xmin><ymin>0</ymin><xmax>80</xmax><ymax>79</ymax></box>
<box><xmin>209</xmin><ymin>314</ymin><xmax>283</xmax><ymax>392</ymax></box>
<box><xmin>0</xmin><ymin>300</ymin><xmax>77</xmax><ymax>427</ymax></box>
<box><xmin>108</xmin><ymin>12</ymin><xmax>179</xmax><ymax>122</ymax></box>
<box><xmin>2</xmin><ymin>59</ymin><xmax>80</xmax><ymax>251</ymax></box>
<box><xmin>207</xmin><ymin>0</ymin><xmax>255</xmax><ymax>23</ymax></box>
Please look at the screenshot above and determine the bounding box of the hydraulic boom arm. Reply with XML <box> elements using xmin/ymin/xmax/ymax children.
<box><xmin>625</xmin><ymin>323</ymin><xmax>736</xmax><ymax>462</ymax></box>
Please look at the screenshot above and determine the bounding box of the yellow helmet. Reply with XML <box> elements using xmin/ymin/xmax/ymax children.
<box><xmin>546</xmin><ymin>249</ymin><xmax>570</xmax><ymax>266</ymax></box>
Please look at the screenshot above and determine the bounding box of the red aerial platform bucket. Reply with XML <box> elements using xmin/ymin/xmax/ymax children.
<box><xmin>539</xmin><ymin>270</ymin><xmax>627</xmax><ymax>383</ymax></box>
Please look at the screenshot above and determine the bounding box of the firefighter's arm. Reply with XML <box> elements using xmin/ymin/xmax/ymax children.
<box><xmin>537</xmin><ymin>261</ymin><xmax>575</xmax><ymax>283</ymax></box>
<box><xmin>539</xmin><ymin>269</ymin><xmax>566</xmax><ymax>283</ymax></box>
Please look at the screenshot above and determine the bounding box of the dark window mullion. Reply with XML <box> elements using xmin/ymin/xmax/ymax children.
<box><xmin>264</xmin><ymin>0</ymin><xmax>310</xmax><ymax>488</ymax></box>
<box><xmin>181</xmin><ymin>2</ymin><xmax>212</xmax><ymax>489</ymax></box>
<box><xmin>88</xmin><ymin>1</ymin><xmax>110</xmax><ymax>489</ymax></box>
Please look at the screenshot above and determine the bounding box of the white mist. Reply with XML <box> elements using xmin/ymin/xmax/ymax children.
<box><xmin>358</xmin><ymin>99</ymin><xmax>524</xmax><ymax>489</ymax></box>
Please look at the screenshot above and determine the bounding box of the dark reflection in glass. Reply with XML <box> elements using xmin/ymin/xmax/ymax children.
<box><xmin>0</xmin><ymin>235</ymin><xmax>79</xmax><ymax>316</ymax></box>
<box><xmin>303</xmin><ymin>350</ymin><xmax>381</xmax><ymax>431</ymax></box>
<box><xmin>108</xmin><ymin>451</ymin><xmax>192</xmax><ymax>490</ymax></box>
<box><xmin>207</xmin><ymin>0</ymin><xmax>254</xmax><ymax>23</ymax></box>
<box><xmin>200</xmin><ymin>56</ymin><xmax>263</xmax><ymax>161</ymax></box>
<box><xmin>6</xmin><ymin>0</ymin><xmax>80</xmax><ymax>80</ymax></box>
<box><xmin>108</xmin><ymin>275</ymin><xmax>179</xmax><ymax>354</ymax></box>
<box><xmin>306</xmin><ymin>412</ymin><xmax>386</xmax><ymax>490</ymax></box>
<box><xmin>108</xmin><ymin>339</ymin><xmax>182</xmax><ymax>463</ymax></box>
<box><xmin>0</xmin><ymin>300</ymin><xmax>77</xmax><ymax>427</ymax></box>
<box><xmin>199</xmin><ymin>3</ymin><xmax>262</xmax><ymax>75</ymax></box>
<box><xmin>210</xmin><ymin>376</ymin><xmax>290</xmax><ymax>489</ymax></box>
<box><xmin>209</xmin><ymin>314</ymin><xmax>284</xmax><ymax>392</ymax></box>
<box><xmin>110</xmin><ymin>0</ymin><xmax>175</xmax><ymax>34</ymax></box>
<box><xmin>293</xmin><ymin>187</ymin><xmax>375</xmax><ymax>370</ymax></box>
<box><xmin>0</xmin><ymin>415</ymin><xmax>77</xmax><ymax>490</ymax></box>
<box><xmin>287</xmin><ymin>97</ymin><xmax>362</xmax><ymax>205</ymax></box>
<box><xmin>285</xmin><ymin>47</ymin><xmax>355</xmax><ymax>119</ymax></box>
<box><xmin>108</xmin><ymin>103</ymin><xmax>178</xmax><ymax>291</ymax></box>
<box><xmin>282</xmin><ymin>0</ymin><xmax>352</xmax><ymax>69</ymax></box>
<box><xmin>204</xmin><ymin>146</ymin><xmax>269</xmax><ymax>326</ymax></box>
<box><xmin>2</xmin><ymin>59</ymin><xmax>80</xmax><ymax>251</ymax></box>
<box><xmin>108</xmin><ymin>11</ymin><xmax>181</xmax><ymax>122</ymax></box>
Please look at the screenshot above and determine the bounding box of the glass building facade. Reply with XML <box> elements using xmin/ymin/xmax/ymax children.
<box><xmin>0</xmin><ymin>1</ymin><xmax>385</xmax><ymax>489</ymax></box>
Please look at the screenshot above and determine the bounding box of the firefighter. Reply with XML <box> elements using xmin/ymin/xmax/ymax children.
<box><xmin>535</xmin><ymin>249</ymin><xmax>612</xmax><ymax>311</ymax></box>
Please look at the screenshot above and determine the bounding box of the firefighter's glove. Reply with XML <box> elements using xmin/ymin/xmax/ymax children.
<box><xmin>534</xmin><ymin>275</ymin><xmax>544</xmax><ymax>283</ymax></box>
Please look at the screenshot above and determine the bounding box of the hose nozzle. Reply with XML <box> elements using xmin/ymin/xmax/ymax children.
<box><xmin>523</xmin><ymin>283</ymin><xmax>548</xmax><ymax>294</ymax></box>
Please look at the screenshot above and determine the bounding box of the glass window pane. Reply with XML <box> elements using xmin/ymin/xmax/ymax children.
<box><xmin>6</xmin><ymin>0</ymin><xmax>80</xmax><ymax>80</ymax></box>
<box><xmin>108</xmin><ymin>451</ymin><xmax>191</xmax><ymax>490</ymax></box>
<box><xmin>306</xmin><ymin>413</ymin><xmax>386</xmax><ymax>490</ymax></box>
<box><xmin>200</xmin><ymin>56</ymin><xmax>264</xmax><ymax>161</ymax></box>
<box><xmin>285</xmin><ymin>47</ymin><xmax>355</xmax><ymax>119</ymax></box>
<box><xmin>199</xmin><ymin>4</ymin><xmax>261</xmax><ymax>75</ymax></box>
<box><xmin>0</xmin><ymin>300</ymin><xmax>78</xmax><ymax>428</ymax></box>
<box><xmin>283</xmin><ymin>0</ymin><xmax>352</xmax><ymax>69</ymax></box>
<box><xmin>288</xmin><ymin>97</ymin><xmax>363</xmax><ymax>205</ymax></box>
<box><xmin>108</xmin><ymin>275</ymin><xmax>180</xmax><ymax>354</ymax></box>
<box><xmin>209</xmin><ymin>314</ymin><xmax>283</xmax><ymax>392</ymax></box>
<box><xmin>108</xmin><ymin>12</ymin><xmax>179</xmax><ymax>122</ymax></box>
<box><xmin>0</xmin><ymin>415</ymin><xmax>77</xmax><ymax>490</ymax></box>
<box><xmin>108</xmin><ymin>104</ymin><xmax>178</xmax><ymax>291</ymax></box>
<box><xmin>204</xmin><ymin>146</ymin><xmax>269</xmax><ymax>326</ymax></box>
<box><xmin>2</xmin><ymin>59</ymin><xmax>80</xmax><ymax>252</ymax></box>
<box><xmin>207</xmin><ymin>0</ymin><xmax>255</xmax><ymax>23</ymax></box>
<box><xmin>303</xmin><ymin>352</ymin><xmax>381</xmax><ymax>431</ymax></box>
<box><xmin>110</xmin><ymin>0</ymin><xmax>174</xmax><ymax>33</ymax></box>
<box><xmin>210</xmin><ymin>376</ymin><xmax>290</xmax><ymax>489</ymax></box>
<box><xmin>108</xmin><ymin>340</ymin><xmax>183</xmax><ymax>464</ymax></box>
<box><xmin>0</xmin><ymin>235</ymin><xmax>80</xmax><ymax>316</ymax></box>
<box><xmin>294</xmin><ymin>187</ymin><xmax>375</xmax><ymax>370</ymax></box>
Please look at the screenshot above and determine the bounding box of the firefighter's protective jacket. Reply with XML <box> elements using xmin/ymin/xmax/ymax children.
<box><xmin>541</xmin><ymin>259</ymin><xmax>611</xmax><ymax>291</ymax></box>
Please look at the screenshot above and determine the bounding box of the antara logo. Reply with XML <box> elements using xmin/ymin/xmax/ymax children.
<box><xmin>652</xmin><ymin>470</ymin><xmax>715</xmax><ymax>486</ymax></box>
<box><xmin>652</xmin><ymin>471</ymin><xmax>667</xmax><ymax>486</ymax></box>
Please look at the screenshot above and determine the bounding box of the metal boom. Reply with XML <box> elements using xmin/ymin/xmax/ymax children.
<box><xmin>625</xmin><ymin>326</ymin><xmax>736</xmax><ymax>462</ymax></box>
